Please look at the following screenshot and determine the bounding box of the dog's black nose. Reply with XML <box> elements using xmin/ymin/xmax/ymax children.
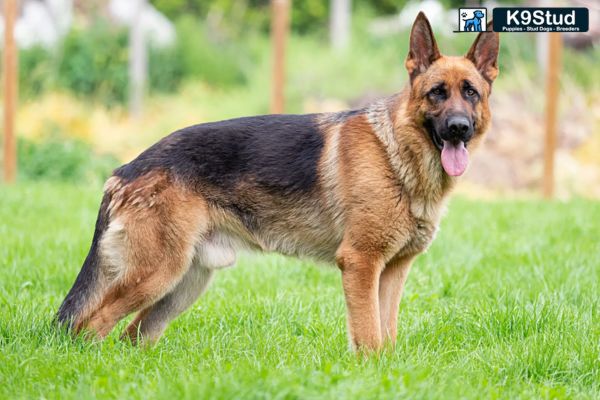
<box><xmin>447</xmin><ymin>116</ymin><xmax>472</xmax><ymax>140</ymax></box>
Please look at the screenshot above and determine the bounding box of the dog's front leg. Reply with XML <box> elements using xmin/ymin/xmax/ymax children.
<box><xmin>379</xmin><ymin>254</ymin><xmax>415</xmax><ymax>346</ymax></box>
<box><xmin>336</xmin><ymin>247</ymin><xmax>384</xmax><ymax>352</ymax></box>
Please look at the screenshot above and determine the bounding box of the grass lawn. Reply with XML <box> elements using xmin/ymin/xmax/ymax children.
<box><xmin>0</xmin><ymin>183</ymin><xmax>598</xmax><ymax>399</ymax></box>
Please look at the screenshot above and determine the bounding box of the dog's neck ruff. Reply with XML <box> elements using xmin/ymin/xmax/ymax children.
<box><xmin>365</xmin><ymin>98</ymin><xmax>451</xmax><ymax>204</ymax></box>
<box><xmin>365</xmin><ymin>99</ymin><xmax>420</xmax><ymax>193</ymax></box>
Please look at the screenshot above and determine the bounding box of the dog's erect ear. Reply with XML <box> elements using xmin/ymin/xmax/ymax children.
<box><xmin>466</xmin><ymin>21</ymin><xmax>499</xmax><ymax>85</ymax></box>
<box><xmin>405</xmin><ymin>12</ymin><xmax>441</xmax><ymax>83</ymax></box>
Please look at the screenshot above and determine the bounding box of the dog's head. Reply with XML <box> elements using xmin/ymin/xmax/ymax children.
<box><xmin>405</xmin><ymin>12</ymin><xmax>499</xmax><ymax>177</ymax></box>
<box><xmin>473</xmin><ymin>10</ymin><xmax>485</xmax><ymax>19</ymax></box>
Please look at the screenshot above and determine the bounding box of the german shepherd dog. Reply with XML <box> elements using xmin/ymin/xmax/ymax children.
<box><xmin>57</xmin><ymin>13</ymin><xmax>499</xmax><ymax>352</ymax></box>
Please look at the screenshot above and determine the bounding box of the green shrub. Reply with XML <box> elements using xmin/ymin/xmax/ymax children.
<box><xmin>57</xmin><ymin>22</ymin><xmax>129</xmax><ymax>105</ymax></box>
<box><xmin>18</xmin><ymin>17</ymin><xmax>250</xmax><ymax>101</ymax></box>
<box><xmin>17</xmin><ymin>136</ymin><xmax>119</xmax><ymax>184</ymax></box>
<box><xmin>19</xmin><ymin>46</ymin><xmax>55</xmax><ymax>99</ymax></box>
<box><xmin>149</xmin><ymin>45</ymin><xmax>184</xmax><ymax>93</ymax></box>
<box><xmin>172</xmin><ymin>16</ymin><xmax>248</xmax><ymax>87</ymax></box>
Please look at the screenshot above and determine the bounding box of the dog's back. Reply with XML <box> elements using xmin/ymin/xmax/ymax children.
<box><xmin>115</xmin><ymin>114</ymin><xmax>324</xmax><ymax>194</ymax></box>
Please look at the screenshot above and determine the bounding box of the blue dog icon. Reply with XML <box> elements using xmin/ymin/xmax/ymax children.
<box><xmin>463</xmin><ymin>10</ymin><xmax>485</xmax><ymax>32</ymax></box>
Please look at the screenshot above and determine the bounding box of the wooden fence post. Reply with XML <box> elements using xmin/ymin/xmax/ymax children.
<box><xmin>3</xmin><ymin>0</ymin><xmax>18</xmax><ymax>183</ymax></box>
<box><xmin>270</xmin><ymin>0</ymin><xmax>290</xmax><ymax>114</ymax></box>
<box><xmin>542</xmin><ymin>32</ymin><xmax>562</xmax><ymax>199</ymax></box>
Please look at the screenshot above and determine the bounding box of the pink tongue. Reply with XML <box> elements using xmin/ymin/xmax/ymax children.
<box><xmin>441</xmin><ymin>140</ymin><xmax>469</xmax><ymax>176</ymax></box>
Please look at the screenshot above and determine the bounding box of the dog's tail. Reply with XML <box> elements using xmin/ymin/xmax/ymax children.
<box><xmin>55</xmin><ymin>191</ymin><xmax>112</xmax><ymax>331</ymax></box>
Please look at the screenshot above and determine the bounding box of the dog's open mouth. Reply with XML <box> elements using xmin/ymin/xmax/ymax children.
<box><xmin>425</xmin><ymin>122</ymin><xmax>469</xmax><ymax>177</ymax></box>
<box><xmin>441</xmin><ymin>140</ymin><xmax>469</xmax><ymax>176</ymax></box>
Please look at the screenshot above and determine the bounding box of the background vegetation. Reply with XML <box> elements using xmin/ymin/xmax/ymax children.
<box><xmin>14</xmin><ymin>1</ymin><xmax>600</xmax><ymax>190</ymax></box>
<box><xmin>19</xmin><ymin>0</ymin><xmax>596</xmax><ymax>108</ymax></box>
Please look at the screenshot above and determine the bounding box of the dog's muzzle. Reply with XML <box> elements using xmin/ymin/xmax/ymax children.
<box><xmin>441</xmin><ymin>115</ymin><xmax>473</xmax><ymax>143</ymax></box>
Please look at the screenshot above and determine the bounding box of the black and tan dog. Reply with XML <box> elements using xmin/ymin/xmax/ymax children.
<box><xmin>57</xmin><ymin>13</ymin><xmax>499</xmax><ymax>351</ymax></box>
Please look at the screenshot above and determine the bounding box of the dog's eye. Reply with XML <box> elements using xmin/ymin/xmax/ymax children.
<box><xmin>465</xmin><ymin>88</ymin><xmax>477</xmax><ymax>97</ymax></box>
<box><xmin>430</xmin><ymin>87</ymin><xmax>445</xmax><ymax>97</ymax></box>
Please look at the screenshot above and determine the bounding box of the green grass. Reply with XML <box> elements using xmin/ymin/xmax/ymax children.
<box><xmin>0</xmin><ymin>183</ymin><xmax>598</xmax><ymax>399</ymax></box>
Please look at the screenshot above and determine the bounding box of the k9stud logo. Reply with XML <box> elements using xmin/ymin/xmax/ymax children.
<box><xmin>492</xmin><ymin>7</ymin><xmax>589</xmax><ymax>32</ymax></box>
<box><xmin>456</xmin><ymin>8</ymin><xmax>488</xmax><ymax>32</ymax></box>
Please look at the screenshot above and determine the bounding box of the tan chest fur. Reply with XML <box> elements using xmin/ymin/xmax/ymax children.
<box><xmin>381</xmin><ymin>98</ymin><xmax>451</xmax><ymax>254</ymax></box>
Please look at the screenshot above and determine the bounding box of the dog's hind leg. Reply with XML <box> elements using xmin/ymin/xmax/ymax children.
<box><xmin>120</xmin><ymin>263</ymin><xmax>214</xmax><ymax>344</ymax></box>
<box><xmin>77</xmin><ymin>173</ymin><xmax>210</xmax><ymax>339</ymax></box>
<box><xmin>121</xmin><ymin>232</ymin><xmax>238</xmax><ymax>343</ymax></box>
<box><xmin>57</xmin><ymin>178</ymin><xmax>119</xmax><ymax>331</ymax></box>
